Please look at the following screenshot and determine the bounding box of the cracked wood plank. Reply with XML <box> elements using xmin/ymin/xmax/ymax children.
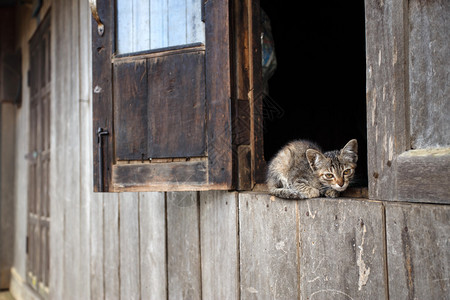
<box><xmin>167</xmin><ymin>192</ymin><xmax>201</xmax><ymax>300</ymax></box>
<box><xmin>298</xmin><ymin>198</ymin><xmax>387</xmax><ymax>299</ymax></box>
<box><xmin>239</xmin><ymin>193</ymin><xmax>300</xmax><ymax>299</ymax></box>
<box><xmin>386</xmin><ymin>203</ymin><xmax>450</xmax><ymax>300</ymax></box>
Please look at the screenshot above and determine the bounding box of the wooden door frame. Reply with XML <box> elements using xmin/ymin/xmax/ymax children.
<box><xmin>365</xmin><ymin>0</ymin><xmax>449</xmax><ymax>203</ymax></box>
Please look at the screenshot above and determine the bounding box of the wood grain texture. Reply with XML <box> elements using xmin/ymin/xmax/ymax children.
<box><xmin>51</xmin><ymin>1</ymin><xmax>81</xmax><ymax>298</ymax></box>
<box><xmin>386</xmin><ymin>203</ymin><xmax>450</xmax><ymax>300</ymax></box>
<box><xmin>113</xmin><ymin>59</ymin><xmax>148</xmax><ymax>161</ymax></box>
<box><xmin>365</xmin><ymin>0</ymin><xmax>409</xmax><ymax>200</ymax></box>
<box><xmin>112</xmin><ymin>160</ymin><xmax>208</xmax><ymax>191</ymax></box>
<box><xmin>167</xmin><ymin>192</ymin><xmax>202</xmax><ymax>300</ymax></box>
<box><xmin>104</xmin><ymin>194</ymin><xmax>120</xmax><ymax>300</ymax></box>
<box><xmin>119</xmin><ymin>193</ymin><xmax>141</xmax><ymax>300</ymax></box>
<box><xmin>298</xmin><ymin>198</ymin><xmax>387</xmax><ymax>300</ymax></box>
<box><xmin>91</xmin><ymin>0</ymin><xmax>114</xmax><ymax>192</ymax></box>
<box><xmin>64</xmin><ymin>2</ymin><xmax>83</xmax><ymax>299</ymax></box>
<box><xmin>89</xmin><ymin>194</ymin><xmax>104</xmax><ymax>300</ymax></box>
<box><xmin>200</xmin><ymin>191</ymin><xmax>239</xmax><ymax>299</ymax></box>
<box><xmin>79</xmin><ymin>0</ymin><xmax>92</xmax><ymax>297</ymax></box>
<box><xmin>397</xmin><ymin>150</ymin><xmax>450</xmax><ymax>203</ymax></box>
<box><xmin>249</xmin><ymin>0</ymin><xmax>266</xmax><ymax>184</ymax></box>
<box><xmin>239</xmin><ymin>193</ymin><xmax>300</xmax><ymax>299</ymax></box>
<box><xmin>139</xmin><ymin>192</ymin><xmax>167</xmax><ymax>300</ymax></box>
<box><xmin>147</xmin><ymin>51</ymin><xmax>206</xmax><ymax>158</ymax></box>
<box><xmin>408</xmin><ymin>0</ymin><xmax>450</xmax><ymax>149</ymax></box>
<box><xmin>205</xmin><ymin>0</ymin><xmax>233</xmax><ymax>188</ymax></box>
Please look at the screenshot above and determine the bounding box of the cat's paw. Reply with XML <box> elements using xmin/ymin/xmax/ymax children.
<box><xmin>325</xmin><ymin>189</ymin><xmax>340</xmax><ymax>198</ymax></box>
<box><xmin>305</xmin><ymin>188</ymin><xmax>320</xmax><ymax>198</ymax></box>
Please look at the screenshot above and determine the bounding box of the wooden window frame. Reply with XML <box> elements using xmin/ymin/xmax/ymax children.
<box><xmin>365</xmin><ymin>0</ymin><xmax>449</xmax><ymax>203</ymax></box>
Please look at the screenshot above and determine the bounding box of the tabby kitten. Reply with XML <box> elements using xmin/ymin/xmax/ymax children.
<box><xmin>267</xmin><ymin>139</ymin><xmax>358</xmax><ymax>199</ymax></box>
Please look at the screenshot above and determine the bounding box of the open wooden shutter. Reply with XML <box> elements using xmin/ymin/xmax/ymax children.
<box><xmin>365</xmin><ymin>0</ymin><xmax>449</xmax><ymax>203</ymax></box>
<box><xmin>91</xmin><ymin>0</ymin><xmax>232</xmax><ymax>192</ymax></box>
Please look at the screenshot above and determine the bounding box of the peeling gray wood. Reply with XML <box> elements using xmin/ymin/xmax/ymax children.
<box><xmin>119</xmin><ymin>193</ymin><xmax>140</xmax><ymax>300</ymax></box>
<box><xmin>239</xmin><ymin>193</ymin><xmax>300</xmax><ymax>299</ymax></box>
<box><xmin>167</xmin><ymin>192</ymin><xmax>201</xmax><ymax>300</ymax></box>
<box><xmin>409</xmin><ymin>0</ymin><xmax>450</xmax><ymax>149</ymax></box>
<box><xmin>200</xmin><ymin>191</ymin><xmax>239</xmax><ymax>299</ymax></box>
<box><xmin>79</xmin><ymin>0</ymin><xmax>92</xmax><ymax>297</ymax></box>
<box><xmin>365</xmin><ymin>0</ymin><xmax>409</xmax><ymax>200</ymax></box>
<box><xmin>298</xmin><ymin>198</ymin><xmax>387</xmax><ymax>300</ymax></box>
<box><xmin>366</xmin><ymin>0</ymin><xmax>450</xmax><ymax>203</ymax></box>
<box><xmin>386</xmin><ymin>203</ymin><xmax>450</xmax><ymax>300</ymax></box>
<box><xmin>51</xmin><ymin>0</ymin><xmax>83</xmax><ymax>298</ymax></box>
<box><xmin>139</xmin><ymin>192</ymin><xmax>167</xmax><ymax>300</ymax></box>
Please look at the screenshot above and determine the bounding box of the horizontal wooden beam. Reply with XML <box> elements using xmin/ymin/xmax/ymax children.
<box><xmin>397</xmin><ymin>149</ymin><xmax>450</xmax><ymax>203</ymax></box>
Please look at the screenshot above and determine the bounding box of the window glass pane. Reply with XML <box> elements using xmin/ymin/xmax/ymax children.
<box><xmin>117</xmin><ymin>0</ymin><xmax>205</xmax><ymax>54</ymax></box>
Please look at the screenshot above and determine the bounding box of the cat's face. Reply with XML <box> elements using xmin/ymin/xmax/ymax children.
<box><xmin>306</xmin><ymin>139</ymin><xmax>358</xmax><ymax>192</ymax></box>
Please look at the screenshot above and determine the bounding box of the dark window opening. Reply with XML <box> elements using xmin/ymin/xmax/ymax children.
<box><xmin>260</xmin><ymin>1</ymin><xmax>368</xmax><ymax>187</ymax></box>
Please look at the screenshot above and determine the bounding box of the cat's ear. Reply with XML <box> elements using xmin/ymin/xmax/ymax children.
<box><xmin>340</xmin><ymin>139</ymin><xmax>358</xmax><ymax>163</ymax></box>
<box><xmin>306</xmin><ymin>149</ymin><xmax>327</xmax><ymax>171</ymax></box>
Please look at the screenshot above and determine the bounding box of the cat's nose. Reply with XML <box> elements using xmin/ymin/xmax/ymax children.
<box><xmin>337</xmin><ymin>178</ymin><xmax>344</xmax><ymax>187</ymax></box>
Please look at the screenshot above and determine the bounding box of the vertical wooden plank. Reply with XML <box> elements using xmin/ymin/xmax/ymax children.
<box><xmin>239</xmin><ymin>193</ymin><xmax>299</xmax><ymax>299</ymax></box>
<box><xmin>298</xmin><ymin>199</ymin><xmax>387</xmax><ymax>299</ymax></box>
<box><xmin>150</xmin><ymin>0</ymin><xmax>169</xmax><ymax>49</ymax></box>
<box><xmin>168</xmin><ymin>0</ymin><xmax>187</xmax><ymax>46</ymax></box>
<box><xmin>200</xmin><ymin>191</ymin><xmax>239</xmax><ymax>299</ymax></box>
<box><xmin>167</xmin><ymin>192</ymin><xmax>201</xmax><ymax>300</ymax></box>
<box><xmin>90</xmin><ymin>194</ymin><xmax>104</xmax><ymax>300</ymax></box>
<box><xmin>386</xmin><ymin>203</ymin><xmax>450</xmax><ymax>300</ymax></box>
<box><xmin>50</xmin><ymin>0</ymin><xmax>64</xmax><ymax>296</ymax></box>
<box><xmin>250</xmin><ymin>0</ymin><xmax>266</xmax><ymax>184</ymax></box>
<box><xmin>139</xmin><ymin>192</ymin><xmax>167</xmax><ymax>300</ymax></box>
<box><xmin>63</xmin><ymin>0</ymin><xmax>82</xmax><ymax>298</ymax></box>
<box><xmin>79</xmin><ymin>0</ymin><xmax>92</xmax><ymax>298</ymax></box>
<box><xmin>408</xmin><ymin>0</ymin><xmax>450</xmax><ymax>149</ymax></box>
<box><xmin>365</xmin><ymin>0</ymin><xmax>409</xmax><ymax>200</ymax></box>
<box><xmin>92</xmin><ymin>0</ymin><xmax>114</xmax><ymax>192</ymax></box>
<box><xmin>147</xmin><ymin>52</ymin><xmax>206</xmax><ymax>158</ymax></box>
<box><xmin>119</xmin><ymin>193</ymin><xmax>141</xmax><ymax>300</ymax></box>
<box><xmin>205</xmin><ymin>0</ymin><xmax>233</xmax><ymax>188</ymax></box>
<box><xmin>113</xmin><ymin>59</ymin><xmax>148</xmax><ymax>161</ymax></box>
<box><xmin>104</xmin><ymin>193</ymin><xmax>120</xmax><ymax>300</ymax></box>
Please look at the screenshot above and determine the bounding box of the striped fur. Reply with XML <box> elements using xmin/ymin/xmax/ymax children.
<box><xmin>267</xmin><ymin>139</ymin><xmax>358</xmax><ymax>199</ymax></box>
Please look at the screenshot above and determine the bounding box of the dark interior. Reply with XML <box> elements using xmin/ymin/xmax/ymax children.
<box><xmin>260</xmin><ymin>1</ymin><xmax>368</xmax><ymax>186</ymax></box>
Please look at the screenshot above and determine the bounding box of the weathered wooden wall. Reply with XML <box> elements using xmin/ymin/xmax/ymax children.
<box><xmin>7</xmin><ymin>0</ymin><xmax>450</xmax><ymax>299</ymax></box>
<box><xmin>86</xmin><ymin>192</ymin><xmax>450</xmax><ymax>300</ymax></box>
<box><xmin>365</xmin><ymin>0</ymin><xmax>450</xmax><ymax>201</ymax></box>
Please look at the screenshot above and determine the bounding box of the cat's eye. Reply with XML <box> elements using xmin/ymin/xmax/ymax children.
<box><xmin>324</xmin><ymin>173</ymin><xmax>334</xmax><ymax>179</ymax></box>
<box><xmin>343</xmin><ymin>169</ymin><xmax>352</xmax><ymax>175</ymax></box>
